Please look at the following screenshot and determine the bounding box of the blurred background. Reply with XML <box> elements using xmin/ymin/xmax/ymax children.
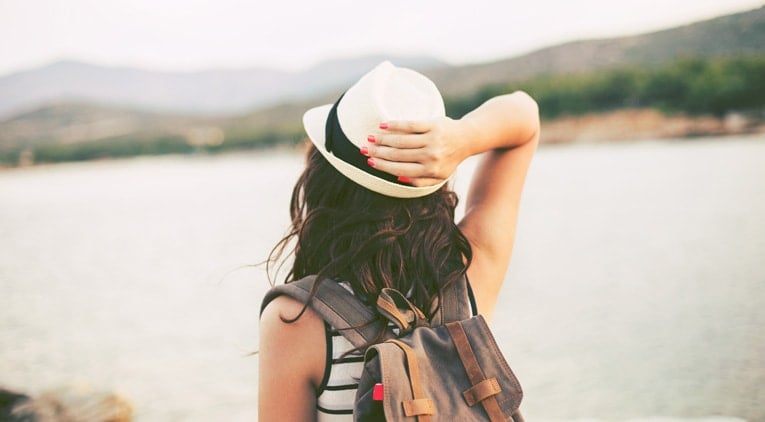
<box><xmin>1</xmin><ymin>1</ymin><xmax>763</xmax><ymax>420</ymax></box>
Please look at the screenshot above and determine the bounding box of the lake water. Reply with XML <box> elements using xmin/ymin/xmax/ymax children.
<box><xmin>1</xmin><ymin>136</ymin><xmax>763</xmax><ymax>421</ymax></box>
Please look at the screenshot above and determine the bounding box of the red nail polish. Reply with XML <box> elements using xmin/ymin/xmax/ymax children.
<box><xmin>360</xmin><ymin>146</ymin><xmax>369</xmax><ymax>156</ymax></box>
<box><xmin>367</xmin><ymin>157</ymin><xmax>375</xmax><ymax>167</ymax></box>
<box><xmin>397</xmin><ymin>176</ymin><xmax>411</xmax><ymax>184</ymax></box>
<box><xmin>367</xmin><ymin>135</ymin><xmax>376</xmax><ymax>143</ymax></box>
<box><xmin>379</xmin><ymin>122</ymin><xmax>388</xmax><ymax>130</ymax></box>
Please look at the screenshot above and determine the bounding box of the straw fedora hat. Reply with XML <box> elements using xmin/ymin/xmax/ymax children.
<box><xmin>302</xmin><ymin>61</ymin><xmax>449</xmax><ymax>198</ymax></box>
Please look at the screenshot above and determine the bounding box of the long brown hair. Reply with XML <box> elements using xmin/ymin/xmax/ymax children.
<box><xmin>268</xmin><ymin>144</ymin><xmax>472</xmax><ymax>319</ymax></box>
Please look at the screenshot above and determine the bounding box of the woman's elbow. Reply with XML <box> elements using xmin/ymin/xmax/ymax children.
<box><xmin>508</xmin><ymin>91</ymin><xmax>540</xmax><ymax>144</ymax></box>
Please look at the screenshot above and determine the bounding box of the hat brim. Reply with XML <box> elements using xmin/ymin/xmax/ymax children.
<box><xmin>303</xmin><ymin>105</ymin><xmax>447</xmax><ymax>199</ymax></box>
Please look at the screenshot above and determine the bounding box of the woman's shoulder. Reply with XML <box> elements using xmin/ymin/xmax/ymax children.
<box><xmin>260</xmin><ymin>295</ymin><xmax>327</xmax><ymax>388</ymax></box>
<box><xmin>260</xmin><ymin>295</ymin><xmax>326</xmax><ymax>349</ymax></box>
<box><xmin>261</xmin><ymin>294</ymin><xmax>316</xmax><ymax>322</ymax></box>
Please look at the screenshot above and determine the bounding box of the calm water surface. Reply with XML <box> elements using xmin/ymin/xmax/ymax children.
<box><xmin>1</xmin><ymin>136</ymin><xmax>763</xmax><ymax>421</ymax></box>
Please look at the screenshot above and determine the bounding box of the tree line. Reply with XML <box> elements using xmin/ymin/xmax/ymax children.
<box><xmin>446</xmin><ymin>55</ymin><xmax>765</xmax><ymax>119</ymax></box>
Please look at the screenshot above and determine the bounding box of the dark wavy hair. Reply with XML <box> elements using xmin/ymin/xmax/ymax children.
<box><xmin>268</xmin><ymin>143</ymin><xmax>472</xmax><ymax>321</ymax></box>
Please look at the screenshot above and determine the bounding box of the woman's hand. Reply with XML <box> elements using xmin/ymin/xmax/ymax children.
<box><xmin>362</xmin><ymin>117</ymin><xmax>473</xmax><ymax>187</ymax></box>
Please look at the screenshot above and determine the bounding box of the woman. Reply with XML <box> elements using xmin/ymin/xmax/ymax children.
<box><xmin>259</xmin><ymin>61</ymin><xmax>539</xmax><ymax>421</ymax></box>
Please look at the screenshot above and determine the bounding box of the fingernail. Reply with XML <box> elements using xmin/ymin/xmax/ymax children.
<box><xmin>367</xmin><ymin>135</ymin><xmax>376</xmax><ymax>143</ymax></box>
<box><xmin>367</xmin><ymin>158</ymin><xmax>376</xmax><ymax>167</ymax></box>
<box><xmin>397</xmin><ymin>176</ymin><xmax>411</xmax><ymax>184</ymax></box>
<box><xmin>379</xmin><ymin>122</ymin><xmax>388</xmax><ymax>130</ymax></box>
<box><xmin>360</xmin><ymin>146</ymin><xmax>369</xmax><ymax>156</ymax></box>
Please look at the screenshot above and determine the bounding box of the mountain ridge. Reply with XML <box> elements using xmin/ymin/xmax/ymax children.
<box><xmin>1</xmin><ymin>6</ymin><xmax>763</xmax><ymax>166</ymax></box>
<box><xmin>425</xmin><ymin>5</ymin><xmax>765</xmax><ymax>96</ymax></box>
<box><xmin>2</xmin><ymin>7</ymin><xmax>763</xmax><ymax>119</ymax></box>
<box><xmin>0</xmin><ymin>55</ymin><xmax>446</xmax><ymax>118</ymax></box>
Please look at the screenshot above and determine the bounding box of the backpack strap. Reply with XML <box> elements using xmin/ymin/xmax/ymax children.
<box><xmin>431</xmin><ymin>274</ymin><xmax>472</xmax><ymax>325</ymax></box>
<box><xmin>260</xmin><ymin>275</ymin><xmax>387</xmax><ymax>350</ymax></box>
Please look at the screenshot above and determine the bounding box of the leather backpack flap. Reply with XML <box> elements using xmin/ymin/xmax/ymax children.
<box><xmin>360</xmin><ymin>316</ymin><xmax>522</xmax><ymax>422</ymax></box>
<box><xmin>370</xmin><ymin>340</ymin><xmax>437</xmax><ymax>422</ymax></box>
<box><xmin>447</xmin><ymin>316</ymin><xmax>524</xmax><ymax>419</ymax></box>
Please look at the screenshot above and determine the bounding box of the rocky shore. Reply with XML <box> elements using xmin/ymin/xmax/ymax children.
<box><xmin>0</xmin><ymin>385</ymin><xmax>132</xmax><ymax>422</ymax></box>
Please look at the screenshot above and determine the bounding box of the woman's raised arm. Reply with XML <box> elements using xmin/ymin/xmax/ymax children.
<box><xmin>366</xmin><ymin>91</ymin><xmax>540</xmax><ymax>321</ymax></box>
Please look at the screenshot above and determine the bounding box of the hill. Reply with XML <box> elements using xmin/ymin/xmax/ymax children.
<box><xmin>425</xmin><ymin>6</ymin><xmax>765</xmax><ymax>96</ymax></box>
<box><xmin>2</xmin><ymin>7</ymin><xmax>763</xmax><ymax>120</ymax></box>
<box><xmin>0</xmin><ymin>55</ymin><xmax>446</xmax><ymax>118</ymax></box>
<box><xmin>1</xmin><ymin>6</ymin><xmax>763</xmax><ymax>166</ymax></box>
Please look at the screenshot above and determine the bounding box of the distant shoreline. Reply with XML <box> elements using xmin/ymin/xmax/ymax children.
<box><xmin>2</xmin><ymin>108</ymin><xmax>764</xmax><ymax>171</ymax></box>
<box><xmin>540</xmin><ymin>108</ymin><xmax>765</xmax><ymax>145</ymax></box>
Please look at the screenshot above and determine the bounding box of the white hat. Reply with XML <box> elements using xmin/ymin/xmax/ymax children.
<box><xmin>302</xmin><ymin>61</ymin><xmax>449</xmax><ymax>198</ymax></box>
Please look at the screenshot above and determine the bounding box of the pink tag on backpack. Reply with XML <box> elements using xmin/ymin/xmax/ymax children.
<box><xmin>373</xmin><ymin>383</ymin><xmax>384</xmax><ymax>401</ymax></box>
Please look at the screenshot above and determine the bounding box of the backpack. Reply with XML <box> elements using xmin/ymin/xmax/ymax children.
<box><xmin>261</xmin><ymin>275</ymin><xmax>524</xmax><ymax>421</ymax></box>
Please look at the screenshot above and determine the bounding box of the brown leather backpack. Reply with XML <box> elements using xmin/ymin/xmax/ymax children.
<box><xmin>261</xmin><ymin>275</ymin><xmax>524</xmax><ymax>421</ymax></box>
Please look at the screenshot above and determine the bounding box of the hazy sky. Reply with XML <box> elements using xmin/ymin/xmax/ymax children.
<box><xmin>0</xmin><ymin>0</ymin><xmax>762</xmax><ymax>76</ymax></box>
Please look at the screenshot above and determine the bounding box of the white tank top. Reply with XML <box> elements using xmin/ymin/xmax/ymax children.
<box><xmin>316</xmin><ymin>325</ymin><xmax>362</xmax><ymax>421</ymax></box>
